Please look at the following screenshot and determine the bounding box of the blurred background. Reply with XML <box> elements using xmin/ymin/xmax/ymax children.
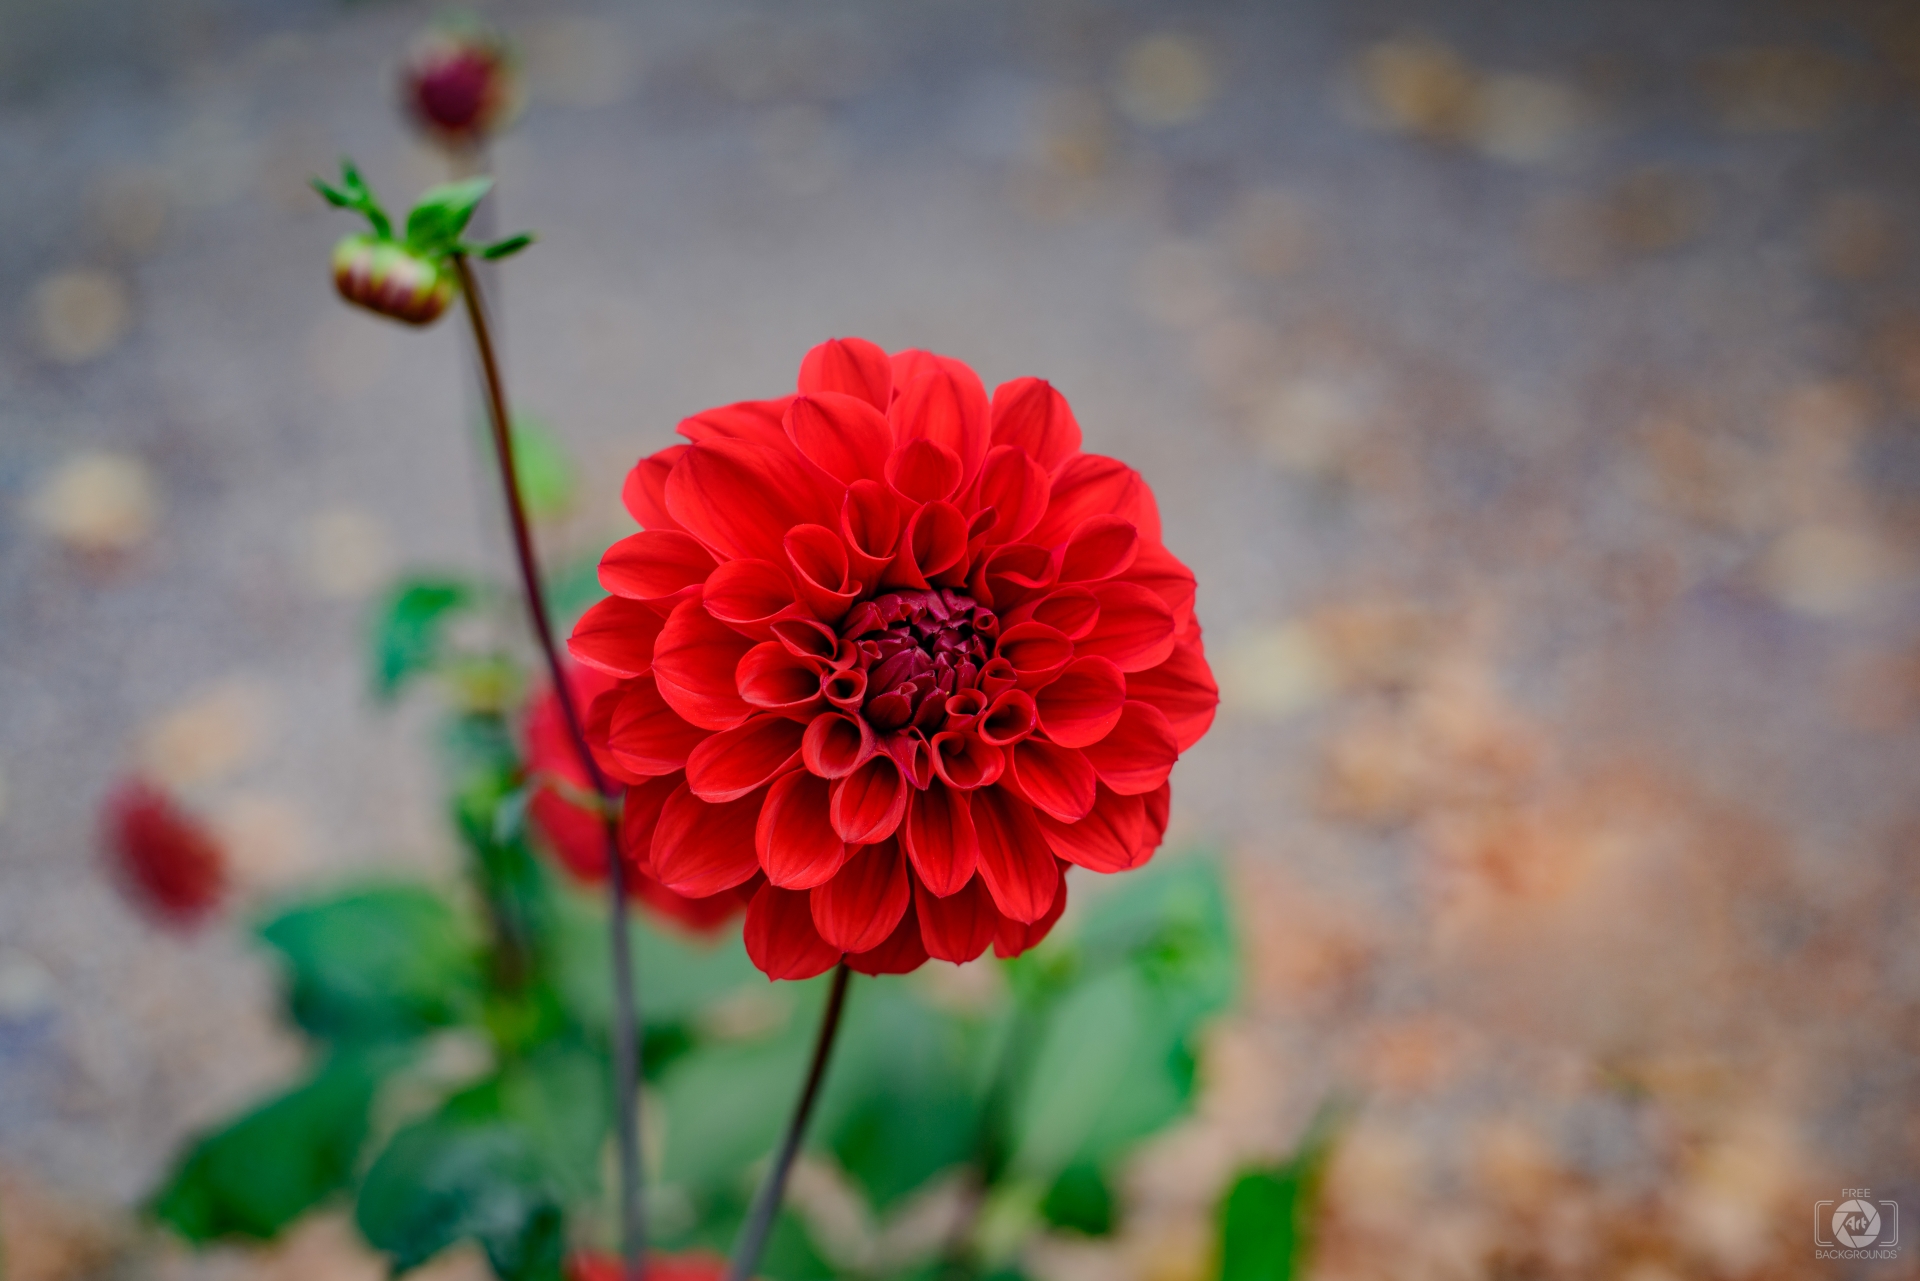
<box><xmin>3</xmin><ymin>0</ymin><xmax>1918</xmax><ymax>1278</ymax></box>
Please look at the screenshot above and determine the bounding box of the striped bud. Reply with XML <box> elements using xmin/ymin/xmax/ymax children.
<box><xmin>330</xmin><ymin>235</ymin><xmax>455</xmax><ymax>326</ymax></box>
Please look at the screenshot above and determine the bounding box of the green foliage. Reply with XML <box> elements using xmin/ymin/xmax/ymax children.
<box><xmin>152</xmin><ymin>1052</ymin><xmax>390</xmax><ymax>1241</ymax></box>
<box><xmin>1040</xmin><ymin>1162</ymin><xmax>1114</xmax><ymax>1236</ymax></box>
<box><xmin>260</xmin><ymin>886</ymin><xmax>485</xmax><ymax>1043</ymax></box>
<box><xmin>406</xmin><ymin>178</ymin><xmax>495</xmax><ymax>256</ymax></box>
<box><xmin>1214</xmin><ymin>1111</ymin><xmax>1342</xmax><ymax>1281</ymax></box>
<box><xmin>371</xmin><ymin>578</ymin><xmax>478</xmax><ymax>700</ymax></box>
<box><xmin>481</xmin><ymin>234</ymin><xmax>536</xmax><ymax>261</ymax></box>
<box><xmin>313</xmin><ymin>159</ymin><xmax>392</xmax><ymax>239</ymax></box>
<box><xmin>509</xmin><ymin>415</ymin><xmax>577</xmax><ymax>521</ymax></box>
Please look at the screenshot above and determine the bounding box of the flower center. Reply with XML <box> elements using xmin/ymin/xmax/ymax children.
<box><xmin>840</xmin><ymin>588</ymin><xmax>998</xmax><ymax>733</ymax></box>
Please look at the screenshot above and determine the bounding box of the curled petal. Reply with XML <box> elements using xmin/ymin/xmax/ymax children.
<box><xmin>887</xmin><ymin>438</ymin><xmax>963</xmax><ymax>504</ymax></box>
<box><xmin>569</xmin><ymin>596</ymin><xmax>666</xmax><ymax>679</ymax></box>
<box><xmin>802</xmin><ymin>710</ymin><xmax>876</xmax><ymax>777</ymax></box>
<box><xmin>587</xmin><ymin>686</ymin><xmax>648</xmax><ymax>785</ymax></box>
<box><xmin>652</xmin><ymin>599</ymin><xmax>757</xmax><ymax>730</ymax></box>
<box><xmin>1007</xmin><ymin>739</ymin><xmax>1096</xmax><ymax>822</ymax></box>
<box><xmin>989</xmin><ymin>377</ymin><xmax>1081</xmax><ymax>472</ymax></box>
<box><xmin>993</xmin><ymin>865</ymin><xmax>1069</xmax><ymax>959</ymax></box>
<box><xmin>744</xmin><ymin>883</ymin><xmax>843</xmax><ymax>980</ymax></box>
<box><xmin>650</xmin><ymin>783</ymin><xmax>763</xmax><ymax>896</ymax></box>
<box><xmin>677</xmin><ymin>396</ymin><xmax>794</xmax><ymax>449</ymax></box>
<box><xmin>1076</xmin><ymin>582</ymin><xmax>1177</xmax><ymax>674</ymax></box>
<box><xmin>703</xmin><ymin>560</ymin><xmax>801</xmax><ymax>638</ymax></box>
<box><xmin>1055</xmin><ymin>515</ymin><xmax>1139</xmax><ymax>585</ymax></box>
<box><xmin>787</xmin><ymin>393</ymin><xmax>894</xmax><ymax>485</ymax></box>
<box><xmin>1034</xmin><ymin>656</ymin><xmax>1126</xmax><ymax>748</ymax></box>
<box><xmin>830</xmin><ymin>755</ymin><xmax>909</xmax><ymax>843</ymax></box>
<box><xmin>971</xmin><ymin>786</ymin><xmax>1059</xmax><ymax>923</ymax></box>
<box><xmin>1028</xmin><ymin>453</ymin><xmax>1161</xmax><ymax>547</ymax></box>
<box><xmin>735</xmin><ymin>641</ymin><xmax>825</xmax><ymax>718</ymax></box>
<box><xmin>1082</xmin><ymin>700</ymin><xmax>1180</xmax><ymax>795</ymax></box>
<box><xmin>973</xmin><ymin>445</ymin><xmax>1051</xmax><ymax>546</ymax></box>
<box><xmin>930</xmin><ymin>731</ymin><xmax>1005</xmax><ymax>791</ymax></box>
<box><xmin>799</xmin><ymin>337</ymin><xmax>893</xmax><ymax>410</ymax></box>
<box><xmin>1013</xmin><ymin>587</ymin><xmax>1099</xmax><ymax>641</ymax></box>
<box><xmin>882</xmin><ymin>500</ymin><xmax>968</xmax><ymax>590</ymax></box>
<box><xmin>846</xmin><ymin>907</ymin><xmax>930</xmax><ymax>975</ymax></box>
<box><xmin>809</xmin><ymin>839</ymin><xmax>910</xmax><ymax>951</ymax></box>
<box><xmin>756</xmin><ymin>770</ymin><xmax>850</xmax><ymax>889</ymax></box>
<box><xmin>619</xmin><ymin>773</ymin><xmax>684</xmax><ymax>876</ymax></box>
<box><xmin>994</xmin><ymin>622</ymin><xmax>1073</xmax><ymax>689</ymax></box>
<box><xmin>1120</xmin><ymin>540</ymin><xmax>1198</xmax><ymax>636</ymax></box>
<box><xmin>970</xmin><ymin>543</ymin><xmax>1056</xmax><ymax>612</ymax></box>
<box><xmin>883</xmin><ymin>729</ymin><xmax>933</xmax><ymax>790</ymax></box>
<box><xmin>1126</xmin><ymin>637</ymin><xmax>1218</xmax><ymax>752</ymax></box>
<box><xmin>785</xmin><ymin>524</ymin><xmax>861</xmax><ymax>621</ymax></box>
<box><xmin>605</xmin><ymin>675</ymin><xmax>709</xmax><ymax>777</ymax></box>
<box><xmin>599</xmin><ymin>530</ymin><xmax>716</xmax><ymax>604</ymax></box>
<box><xmin>902</xmin><ymin>781</ymin><xmax>979</xmax><ymax>896</ymax></box>
<box><xmin>943</xmin><ymin>688</ymin><xmax>988</xmax><ymax>728</ymax></box>
<box><xmin>1033</xmin><ymin>784</ymin><xmax>1147</xmax><ymax>873</ymax></box>
<box><xmin>622</xmin><ymin>445</ymin><xmax>686</xmax><ymax>531</ymax></box>
<box><xmin>665</xmin><ymin>438</ymin><xmax>840</xmax><ymax>563</ymax></box>
<box><xmin>977</xmin><ymin>658</ymin><xmax>1018</xmax><ymax>701</ymax></box>
<box><xmin>822</xmin><ymin>667</ymin><xmax>867</xmax><ymax>708</ymax></box>
<box><xmin>686</xmin><ymin>716</ymin><xmax>805</xmax><ymax>802</ymax></box>
<box><xmin>977</xmin><ymin>688</ymin><xmax>1037</xmax><ymax>747</ymax></box>
<box><xmin>841</xmin><ymin>480</ymin><xmax>903</xmax><ymax>581</ymax></box>
<box><xmin>890</xmin><ymin>354</ymin><xmax>990</xmax><ymax>485</ymax></box>
<box><xmin>913</xmin><ymin>874</ymin><xmax>996</xmax><ymax>964</ymax></box>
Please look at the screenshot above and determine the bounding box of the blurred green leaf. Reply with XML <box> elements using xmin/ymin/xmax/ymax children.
<box><xmin>1215</xmin><ymin>1111</ymin><xmax>1341</xmax><ymax>1281</ymax></box>
<box><xmin>546</xmin><ymin>551</ymin><xmax>608</xmax><ymax>630</ymax></box>
<box><xmin>1040</xmin><ymin>1161</ymin><xmax>1114</xmax><ymax>1236</ymax></box>
<box><xmin>405</xmin><ymin>177</ymin><xmax>494</xmax><ymax>255</ymax></box>
<box><xmin>547</xmin><ymin>885</ymin><xmax>764</xmax><ymax>1038</ymax></box>
<box><xmin>260</xmin><ymin>886</ymin><xmax>484</xmax><ymax>1043</ymax></box>
<box><xmin>509</xmin><ymin>415</ymin><xmax>576</xmax><ymax>521</ymax></box>
<box><xmin>479</xmin><ymin>233</ymin><xmax>536</xmax><ymax>261</ymax></box>
<box><xmin>654</xmin><ymin>1014</ymin><xmax>813</xmax><ymax>1194</ymax></box>
<box><xmin>151</xmin><ymin>1052</ymin><xmax>389</xmax><ymax>1241</ymax></box>
<box><xmin>371</xmin><ymin>578</ymin><xmax>478</xmax><ymax>701</ymax></box>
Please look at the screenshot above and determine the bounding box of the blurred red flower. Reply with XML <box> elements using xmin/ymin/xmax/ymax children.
<box><xmin>526</xmin><ymin>665</ymin><xmax>749</xmax><ymax>935</ymax></box>
<box><xmin>568</xmin><ymin>339</ymin><xmax>1217</xmax><ymax>980</ymax></box>
<box><xmin>103</xmin><ymin>779</ymin><xmax>227</xmax><ymax>927</ymax></box>
<box><xmin>569</xmin><ymin>1251</ymin><xmax>735</xmax><ymax>1281</ymax></box>
<box><xmin>400</xmin><ymin>22</ymin><xmax>519</xmax><ymax>148</ymax></box>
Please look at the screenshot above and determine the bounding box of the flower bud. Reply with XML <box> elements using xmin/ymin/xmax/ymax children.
<box><xmin>331</xmin><ymin>234</ymin><xmax>455</xmax><ymax>326</ymax></box>
<box><xmin>401</xmin><ymin>24</ymin><xmax>519</xmax><ymax>148</ymax></box>
<box><xmin>104</xmin><ymin>778</ymin><xmax>226</xmax><ymax>928</ymax></box>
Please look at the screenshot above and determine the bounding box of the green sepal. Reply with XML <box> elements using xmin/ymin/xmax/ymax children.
<box><xmin>315</xmin><ymin>158</ymin><xmax>392</xmax><ymax>240</ymax></box>
<box><xmin>478</xmin><ymin>233</ymin><xmax>536</xmax><ymax>261</ymax></box>
<box><xmin>406</xmin><ymin>177</ymin><xmax>495</xmax><ymax>257</ymax></box>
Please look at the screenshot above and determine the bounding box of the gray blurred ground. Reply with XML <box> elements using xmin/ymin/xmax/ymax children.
<box><xmin>2</xmin><ymin>1</ymin><xmax>1919</xmax><ymax>1277</ymax></box>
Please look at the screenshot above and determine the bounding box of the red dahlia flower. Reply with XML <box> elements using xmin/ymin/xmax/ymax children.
<box><xmin>570</xmin><ymin>1252</ymin><xmax>735</xmax><ymax>1281</ymax></box>
<box><xmin>567</xmin><ymin>339</ymin><xmax>1217</xmax><ymax>980</ymax></box>
<box><xmin>525</xmin><ymin>666</ymin><xmax>750</xmax><ymax>934</ymax></box>
<box><xmin>103</xmin><ymin>778</ymin><xmax>227</xmax><ymax>928</ymax></box>
<box><xmin>401</xmin><ymin>22</ymin><xmax>520</xmax><ymax>149</ymax></box>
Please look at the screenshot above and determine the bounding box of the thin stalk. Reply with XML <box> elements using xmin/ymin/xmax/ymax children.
<box><xmin>727</xmin><ymin>964</ymin><xmax>854</xmax><ymax>1281</ymax></box>
<box><xmin>452</xmin><ymin>254</ymin><xmax>647</xmax><ymax>1281</ymax></box>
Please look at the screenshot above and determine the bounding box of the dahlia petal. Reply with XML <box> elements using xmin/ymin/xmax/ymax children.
<box><xmin>620</xmin><ymin>773</ymin><xmax>685</xmax><ymax>875</ymax></box>
<box><xmin>902</xmin><ymin>781</ymin><xmax>979</xmax><ymax>896</ymax></box>
<box><xmin>809</xmin><ymin>838</ymin><xmax>910</xmax><ymax>951</ymax></box>
<box><xmin>1055</xmin><ymin>515</ymin><xmax>1140</xmax><ymax>585</ymax></box>
<box><xmin>886</xmin><ymin>438</ymin><xmax>963</xmax><ymax>504</ymax></box>
<box><xmin>1126</xmin><ymin>637</ymin><xmax>1218</xmax><ymax>752</ymax></box>
<box><xmin>676</xmin><ymin>396</ymin><xmax>795</xmax><ymax>449</ymax></box>
<box><xmin>1082</xmin><ymin>700</ymin><xmax>1180</xmax><ymax>795</ymax></box>
<box><xmin>744</xmin><ymin>883</ymin><xmax>843</xmax><ymax>980</ymax></box>
<box><xmin>992</xmin><ymin>864</ymin><xmax>1070</xmax><ymax>959</ymax></box>
<box><xmin>756</xmin><ymin>770</ymin><xmax>851</xmax><ymax>889</ymax></box>
<box><xmin>652</xmin><ymin>598</ymin><xmax>757</xmax><ymax>730</ymax></box>
<box><xmin>994</xmin><ymin>621</ymin><xmax>1074</xmax><ymax>689</ymax></box>
<box><xmin>1028</xmin><ymin>453</ymin><xmax>1162</xmax><ymax>547</ymax></box>
<box><xmin>973</xmin><ymin>446</ymin><xmax>1051</xmax><ymax>545</ymax></box>
<box><xmin>977</xmin><ymin>688</ymin><xmax>1038</xmax><ymax>747</ymax></box>
<box><xmin>929</xmin><ymin>731</ymin><xmax>1005</xmax><ymax>791</ymax></box>
<box><xmin>785</xmin><ymin>525</ymin><xmax>861</xmax><ymax>620</ymax></box>
<box><xmin>890</xmin><ymin>354</ymin><xmax>991</xmax><ymax>484</ymax></box>
<box><xmin>736</xmin><ymin>642</ymin><xmax>826</xmax><ymax>717</ymax></box>
<box><xmin>1034</xmin><ymin>784</ymin><xmax>1147</xmax><ymax>873</ymax></box>
<box><xmin>802</xmin><ymin>710</ymin><xmax>877</xmax><ymax>777</ymax></box>
<box><xmin>1007</xmin><ymin>739</ymin><xmax>1097</xmax><ymax>822</ymax></box>
<box><xmin>1033</xmin><ymin>655</ymin><xmax>1127</xmax><ymax>748</ymax></box>
<box><xmin>829</xmin><ymin>755</ymin><xmax>908</xmax><ymax>843</ymax></box>
<box><xmin>587</xmin><ymin>686</ymin><xmax>648</xmax><ymax>785</ymax></box>
<box><xmin>1014</xmin><ymin>587</ymin><xmax>1099</xmax><ymax>640</ymax></box>
<box><xmin>703</xmin><ymin>559</ymin><xmax>802</xmax><ymax>637</ymax></box>
<box><xmin>845</xmin><ymin>906</ymin><xmax>930</xmax><ymax>975</ymax></box>
<box><xmin>971</xmin><ymin>785</ymin><xmax>1060</xmax><ymax>923</ymax></box>
<box><xmin>989</xmin><ymin>377</ymin><xmax>1082</xmax><ymax>472</ymax></box>
<box><xmin>606</xmin><ymin>675</ymin><xmax>710</xmax><ymax>776</ymax></box>
<box><xmin>882</xmin><ymin>501</ymin><xmax>968</xmax><ymax>590</ymax></box>
<box><xmin>970</xmin><ymin>542</ymin><xmax>1057</xmax><ymax>612</ymax></box>
<box><xmin>771</xmin><ymin>617</ymin><xmax>841</xmax><ymax>666</ymax></box>
<box><xmin>786</xmin><ymin>393</ymin><xmax>894</xmax><ymax>486</ymax></box>
<box><xmin>569</xmin><ymin>596</ymin><xmax>667</xmax><ymax>679</ymax></box>
<box><xmin>686</xmin><ymin>716</ymin><xmax>806</xmax><ymax>802</ymax></box>
<box><xmin>599</xmin><ymin>530</ymin><xmax>717</xmax><ymax>603</ymax></box>
<box><xmin>798</xmin><ymin>337</ymin><xmax>893</xmax><ymax>410</ymax></box>
<box><xmin>1076</xmin><ymin>582</ymin><xmax>1177</xmax><ymax>674</ymax></box>
<box><xmin>622</xmin><ymin>445</ymin><xmax>687</xmax><ymax>531</ymax></box>
<box><xmin>913</xmin><ymin>874</ymin><xmax>997</xmax><ymax>964</ymax></box>
<box><xmin>883</xmin><ymin>729</ymin><xmax>934</xmax><ymax>789</ymax></box>
<box><xmin>841</xmin><ymin>480</ymin><xmax>904</xmax><ymax>580</ymax></box>
<box><xmin>665</xmin><ymin>438</ymin><xmax>841</xmax><ymax>563</ymax></box>
<box><xmin>1119</xmin><ymin>541</ymin><xmax>1198</xmax><ymax>636</ymax></box>
<box><xmin>650</xmin><ymin>783</ymin><xmax>764</xmax><ymax>896</ymax></box>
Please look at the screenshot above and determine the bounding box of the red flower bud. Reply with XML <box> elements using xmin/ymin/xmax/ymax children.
<box><xmin>570</xmin><ymin>1252</ymin><xmax>737</xmax><ymax>1281</ymax></box>
<box><xmin>331</xmin><ymin>235</ymin><xmax>455</xmax><ymax>326</ymax></box>
<box><xmin>104</xmin><ymin>779</ymin><xmax>227</xmax><ymax>927</ymax></box>
<box><xmin>401</xmin><ymin>24</ymin><xmax>519</xmax><ymax>148</ymax></box>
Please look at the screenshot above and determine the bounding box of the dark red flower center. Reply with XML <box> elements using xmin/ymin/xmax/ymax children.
<box><xmin>840</xmin><ymin>588</ymin><xmax>998</xmax><ymax>733</ymax></box>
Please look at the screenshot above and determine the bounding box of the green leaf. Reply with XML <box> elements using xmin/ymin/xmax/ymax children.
<box><xmin>260</xmin><ymin>885</ymin><xmax>484</xmax><ymax>1043</ymax></box>
<box><xmin>654</xmin><ymin>1018</ymin><xmax>814</xmax><ymax>1194</ymax></box>
<box><xmin>324</xmin><ymin>158</ymin><xmax>392</xmax><ymax>239</ymax></box>
<box><xmin>151</xmin><ymin>1052</ymin><xmax>390</xmax><ymax>1241</ymax></box>
<box><xmin>1041</xmin><ymin>1161</ymin><xmax>1114</xmax><ymax>1236</ymax></box>
<box><xmin>406</xmin><ymin>177</ymin><xmax>494</xmax><ymax>256</ymax></box>
<box><xmin>370</xmin><ymin>578</ymin><xmax>477</xmax><ymax>700</ymax></box>
<box><xmin>479</xmin><ymin>233</ymin><xmax>536</xmax><ymax>261</ymax></box>
<box><xmin>1215</xmin><ymin>1110</ymin><xmax>1341</xmax><ymax>1281</ymax></box>
<box><xmin>507</xmin><ymin>415</ymin><xmax>577</xmax><ymax>520</ymax></box>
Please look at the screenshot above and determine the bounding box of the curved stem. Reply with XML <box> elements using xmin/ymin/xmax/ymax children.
<box><xmin>452</xmin><ymin>254</ymin><xmax>647</xmax><ymax>1281</ymax></box>
<box><xmin>727</xmin><ymin>964</ymin><xmax>853</xmax><ymax>1281</ymax></box>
